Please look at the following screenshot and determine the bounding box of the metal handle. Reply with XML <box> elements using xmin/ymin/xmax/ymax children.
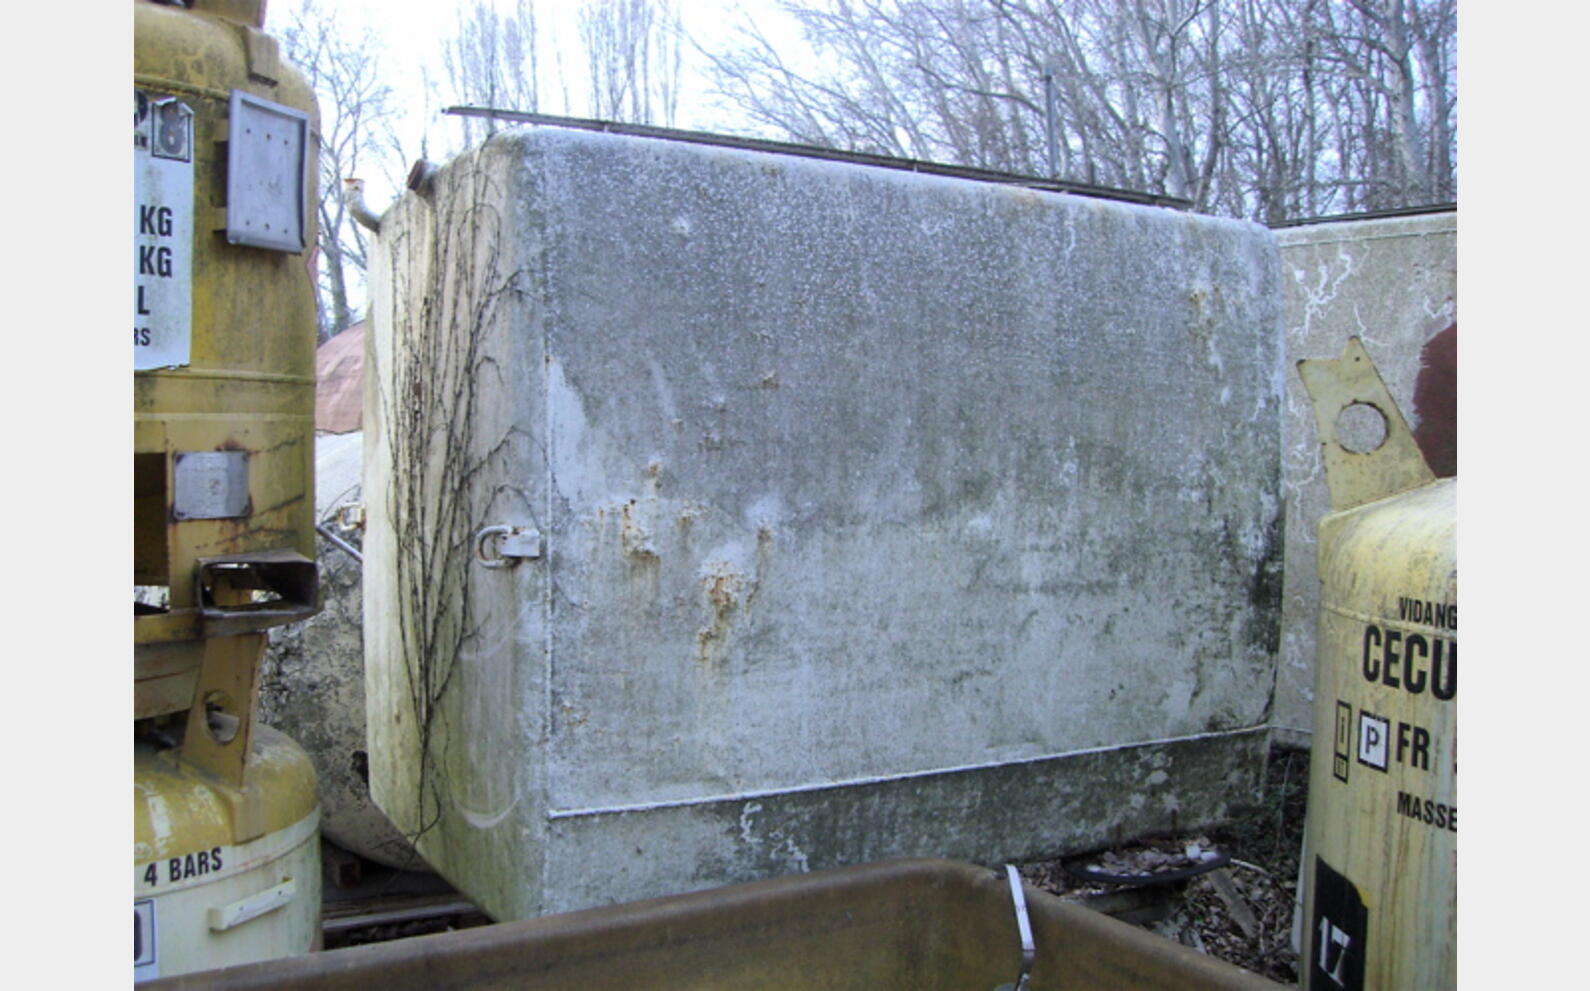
<box><xmin>476</xmin><ymin>525</ymin><xmax>543</xmax><ymax>569</ymax></box>
<box><xmin>1003</xmin><ymin>864</ymin><xmax>1035</xmax><ymax>991</ymax></box>
<box><xmin>209</xmin><ymin>878</ymin><xmax>296</xmax><ymax>932</ymax></box>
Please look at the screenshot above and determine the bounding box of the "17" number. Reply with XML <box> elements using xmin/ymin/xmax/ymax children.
<box><xmin>1318</xmin><ymin>916</ymin><xmax>1352</xmax><ymax>985</ymax></box>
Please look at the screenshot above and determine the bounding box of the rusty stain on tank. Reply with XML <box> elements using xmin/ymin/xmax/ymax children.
<box><xmin>620</xmin><ymin>499</ymin><xmax>658</xmax><ymax>559</ymax></box>
<box><xmin>695</xmin><ymin>563</ymin><xmax>750</xmax><ymax>665</ymax></box>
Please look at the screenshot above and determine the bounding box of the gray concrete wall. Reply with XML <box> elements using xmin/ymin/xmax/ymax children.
<box><xmin>260</xmin><ymin>431</ymin><xmax>427</xmax><ymax>870</ymax></box>
<box><xmin>366</xmin><ymin>128</ymin><xmax>1285</xmax><ymax>920</ymax></box>
<box><xmin>1274</xmin><ymin>212</ymin><xmax>1457</xmax><ymax>748</ymax></box>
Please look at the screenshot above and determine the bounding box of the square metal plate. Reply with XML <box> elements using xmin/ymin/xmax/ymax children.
<box><xmin>173</xmin><ymin>451</ymin><xmax>250</xmax><ymax>520</ymax></box>
<box><xmin>226</xmin><ymin>90</ymin><xmax>309</xmax><ymax>253</ymax></box>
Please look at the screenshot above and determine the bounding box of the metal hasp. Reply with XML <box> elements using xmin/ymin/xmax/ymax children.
<box><xmin>144</xmin><ymin>858</ymin><xmax>1283</xmax><ymax>989</ymax></box>
<box><xmin>1296</xmin><ymin>337</ymin><xmax>1456</xmax><ymax>990</ymax></box>
<box><xmin>475</xmin><ymin>524</ymin><xmax>543</xmax><ymax>568</ymax></box>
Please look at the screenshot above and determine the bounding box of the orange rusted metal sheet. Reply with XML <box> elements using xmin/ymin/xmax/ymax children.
<box><xmin>147</xmin><ymin>859</ymin><xmax>1280</xmax><ymax>990</ymax></box>
<box><xmin>314</xmin><ymin>323</ymin><xmax>365</xmax><ymax>435</ymax></box>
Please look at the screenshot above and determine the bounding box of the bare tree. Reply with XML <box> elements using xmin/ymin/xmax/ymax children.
<box><xmin>705</xmin><ymin>1</ymin><xmax>1228</xmax><ymax>203</ymax></box>
<box><xmin>704</xmin><ymin>0</ymin><xmax>1456</xmax><ymax>222</ymax></box>
<box><xmin>579</xmin><ymin>0</ymin><xmax>686</xmax><ymax>125</ymax></box>
<box><xmin>279</xmin><ymin>0</ymin><xmax>400</xmax><ymax>340</ymax></box>
<box><xmin>1310</xmin><ymin>0</ymin><xmax>1455</xmax><ymax>210</ymax></box>
<box><xmin>442</xmin><ymin>0</ymin><xmax>545</xmax><ymax>145</ymax></box>
<box><xmin>438</xmin><ymin>0</ymin><xmax>682</xmax><ymax>135</ymax></box>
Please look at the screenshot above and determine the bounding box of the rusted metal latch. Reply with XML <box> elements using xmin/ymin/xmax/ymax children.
<box><xmin>335</xmin><ymin>502</ymin><xmax>366</xmax><ymax>530</ymax></box>
<box><xmin>994</xmin><ymin>864</ymin><xmax>1035</xmax><ymax>991</ymax></box>
<box><xmin>476</xmin><ymin>525</ymin><xmax>543</xmax><ymax>568</ymax></box>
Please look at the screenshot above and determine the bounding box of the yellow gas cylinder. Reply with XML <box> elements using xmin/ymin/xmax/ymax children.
<box><xmin>133</xmin><ymin>0</ymin><xmax>324</xmax><ymax>979</ymax></box>
<box><xmin>1297</xmin><ymin>338</ymin><xmax>1455</xmax><ymax>990</ymax></box>
<box><xmin>135</xmin><ymin>724</ymin><xmax>321</xmax><ymax>982</ymax></box>
<box><xmin>134</xmin><ymin>0</ymin><xmax>321</xmax><ymax>706</ymax></box>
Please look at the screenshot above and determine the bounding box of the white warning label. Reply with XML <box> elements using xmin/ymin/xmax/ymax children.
<box><xmin>134</xmin><ymin>90</ymin><xmax>193</xmax><ymax>370</ymax></box>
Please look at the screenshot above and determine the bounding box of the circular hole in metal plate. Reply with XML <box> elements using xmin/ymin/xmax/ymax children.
<box><xmin>203</xmin><ymin>691</ymin><xmax>241</xmax><ymax>745</ymax></box>
<box><xmin>1335</xmin><ymin>401</ymin><xmax>1388</xmax><ymax>454</ymax></box>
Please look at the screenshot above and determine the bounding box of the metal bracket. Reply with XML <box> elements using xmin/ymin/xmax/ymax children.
<box><xmin>177</xmin><ymin>633</ymin><xmax>267</xmax><ymax>839</ymax></box>
<box><xmin>1297</xmin><ymin>337</ymin><xmax>1435</xmax><ymax>511</ymax></box>
<box><xmin>994</xmin><ymin>864</ymin><xmax>1035</xmax><ymax>991</ymax></box>
<box><xmin>476</xmin><ymin>525</ymin><xmax>543</xmax><ymax>569</ymax></box>
<box><xmin>195</xmin><ymin>548</ymin><xmax>318</xmax><ymax>636</ymax></box>
<box><xmin>239</xmin><ymin>24</ymin><xmax>281</xmax><ymax>85</ymax></box>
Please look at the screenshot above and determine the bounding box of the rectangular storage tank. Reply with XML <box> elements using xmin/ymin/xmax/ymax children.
<box><xmin>364</xmin><ymin>128</ymin><xmax>1284</xmax><ymax>920</ymax></box>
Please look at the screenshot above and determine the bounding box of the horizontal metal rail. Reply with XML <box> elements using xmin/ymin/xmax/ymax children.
<box><xmin>547</xmin><ymin>723</ymin><xmax>1268</xmax><ymax>820</ymax></box>
<box><xmin>1267</xmin><ymin>201</ymin><xmax>1456</xmax><ymax>228</ymax></box>
<box><xmin>442</xmin><ymin>106</ymin><xmax>1192</xmax><ymax>210</ymax></box>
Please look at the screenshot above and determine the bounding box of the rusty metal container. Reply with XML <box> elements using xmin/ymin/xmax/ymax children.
<box><xmin>145</xmin><ymin>858</ymin><xmax>1281</xmax><ymax>989</ymax></box>
<box><xmin>1296</xmin><ymin>338</ymin><xmax>1455</xmax><ymax>989</ymax></box>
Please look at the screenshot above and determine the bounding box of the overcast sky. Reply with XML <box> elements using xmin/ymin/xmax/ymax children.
<box><xmin>265</xmin><ymin>0</ymin><xmax>810</xmax><ymax>200</ymax></box>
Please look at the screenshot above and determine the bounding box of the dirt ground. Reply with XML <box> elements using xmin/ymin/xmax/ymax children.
<box><xmin>1018</xmin><ymin>744</ymin><xmax>1309</xmax><ymax>986</ymax></box>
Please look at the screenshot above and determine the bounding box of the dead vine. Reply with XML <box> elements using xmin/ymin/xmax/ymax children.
<box><xmin>379</xmin><ymin>144</ymin><xmax>526</xmax><ymax>847</ymax></box>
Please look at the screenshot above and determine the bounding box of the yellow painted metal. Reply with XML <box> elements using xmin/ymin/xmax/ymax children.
<box><xmin>176</xmin><ymin>633</ymin><xmax>268</xmax><ymax>796</ymax></box>
<box><xmin>133</xmin><ymin>0</ymin><xmax>321</xmax><ymax>717</ymax></box>
<box><xmin>1297</xmin><ymin>339</ymin><xmax>1456</xmax><ymax>990</ymax></box>
<box><xmin>136</xmin><ymin>725</ymin><xmax>322</xmax><ymax>983</ymax></box>
<box><xmin>133</xmin><ymin>4</ymin><xmax>323</xmax><ymax>979</ymax></box>
<box><xmin>1296</xmin><ymin>336</ymin><xmax>1436</xmax><ymax>512</ymax></box>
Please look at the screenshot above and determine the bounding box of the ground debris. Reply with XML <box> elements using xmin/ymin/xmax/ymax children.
<box><xmin>1208</xmin><ymin>868</ymin><xmax>1262</xmax><ymax>941</ymax></box>
<box><xmin>1017</xmin><ymin>744</ymin><xmax>1307</xmax><ymax>985</ymax></box>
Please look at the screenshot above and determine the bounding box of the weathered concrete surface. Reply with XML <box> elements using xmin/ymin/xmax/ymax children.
<box><xmin>366</xmin><ymin>128</ymin><xmax>1285</xmax><ymax>920</ymax></box>
<box><xmin>1275</xmin><ymin>211</ymin><xmax>1456</xmax><ymax>748</ymax></box>
<box><xmin>261</xmin><ymin>430</ymin><xmax>428</xmax><ymax>870</ymax></box>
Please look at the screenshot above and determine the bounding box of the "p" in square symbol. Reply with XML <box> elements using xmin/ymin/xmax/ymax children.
<box><xmin>1357</xmin><ymin>711</ymin><xmax>1390</xmax><ymax>773</ymax></box>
